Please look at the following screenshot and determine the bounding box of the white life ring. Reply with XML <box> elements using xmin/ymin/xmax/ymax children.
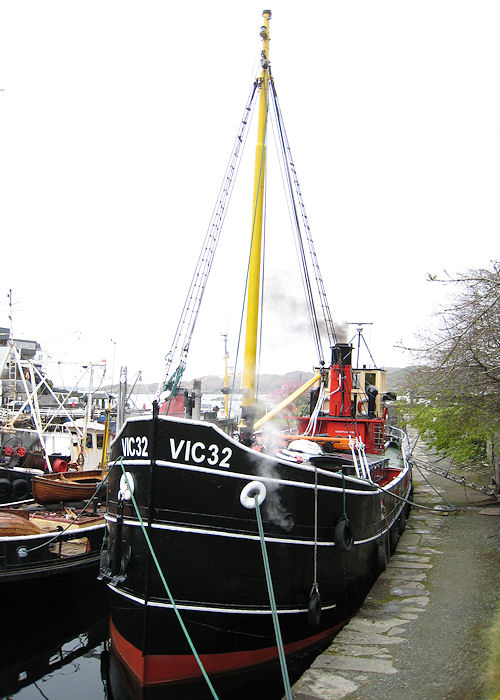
<box><xmin>240</xmin><ymin>480</ymin><xmax>266</xmax><ymax>509</ymax></box>
<box><xmin>119</xmin><ymin>472</ymin><xmax>135</xmax><ymax>501</ymax></box>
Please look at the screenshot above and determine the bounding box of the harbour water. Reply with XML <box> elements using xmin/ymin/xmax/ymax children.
<box><xmin>0</xmin><ymin>576</ymin><xmax>320</xmax><ymax>700</ymax></box>
<box><xmin>0</xmin><ymin>575</ymin><xmax>108</xmax><ymax>700</ymax></box>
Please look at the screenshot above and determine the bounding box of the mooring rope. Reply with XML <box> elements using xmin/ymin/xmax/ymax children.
<box><xmin>254</xmin><ymin>495</ymin><xmax>293</xmax><ymax>700</ymax></box>
<box><xmin>312</xmin><ymin>465</ymin><xmax>319</xmax><ymax>589</ymax></box>
<box><xmin>118</xmin><ymin>461</ymin><xmax>219</xmax><ymax>699</ymax></box>
<box><xmin>376</xmin><ymin>477</ymin><xmax>456</xmax><ymax>512</ymax></box>
<box><xmin>411</xmin><ymin>460</ymin><xmax>457</xmax><ymax>510</ymax></box>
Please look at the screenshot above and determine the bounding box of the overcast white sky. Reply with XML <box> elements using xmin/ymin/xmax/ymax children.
<box><xmin>0</xmin><ymin>1</ymin><xmax>498</xmax><ymax>390</ymax></box>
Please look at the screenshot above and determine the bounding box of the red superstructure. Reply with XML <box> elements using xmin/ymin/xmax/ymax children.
<box><xmin>296</xmin><ymin>343</ymin><xmax>386</xmax><ymax>455</ymax></box>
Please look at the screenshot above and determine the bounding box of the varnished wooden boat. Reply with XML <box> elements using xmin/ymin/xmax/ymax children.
<box><xmin>31</xmin><ymin>469</ymin><xmax>107</xmax><ymax>505</ymax></box>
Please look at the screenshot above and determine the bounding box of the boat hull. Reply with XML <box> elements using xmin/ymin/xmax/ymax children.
<box><xmin>31</xmin><ymin>469</ymin><xmax>106</xmax><ymax>504</ymax></box>
<box><xmin>0</xmin><ymin>508</ymin><xmax>106</xmax><ymax>583</ymax></box>
<box><xmin>102</xmin><ymin>414</ymin><xmax>412</xmax><ymax>688</ymax></box>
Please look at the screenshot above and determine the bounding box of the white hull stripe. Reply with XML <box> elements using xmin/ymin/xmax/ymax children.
<box><xmin>107</xmin><ymin>583</ymin><xmax>336</xmax><ymax>614</ymax></box>
<box><xmin>104</xmin><ymin>513</ymin><xmax>401</xmax><ymax>547</ymax></box>
<box><xmin>117</xmin><ymin>457</ymin><xmax>389</xmax><ymax>497</ymax></box>
<box><xmin>0</xmin><ymin>498</ymin><xmax>34</xmax><ymax>507</ymax></box>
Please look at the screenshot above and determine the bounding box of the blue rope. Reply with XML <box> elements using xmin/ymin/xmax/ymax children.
<box><xmin>254</xmin><ymin>496</ymin><xmax>293</xmax><ymax>699</ymax></box>
<box><xmin>119</xmin><ymin>461</ymin><xmax>219</xmax><ymax>699</ymax></box>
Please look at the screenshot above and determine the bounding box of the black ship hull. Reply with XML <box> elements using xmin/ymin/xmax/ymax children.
<box><xmin>101</xmin><ymin>414</ymin><xmax>412</xmax><ymax>687</ymax></box>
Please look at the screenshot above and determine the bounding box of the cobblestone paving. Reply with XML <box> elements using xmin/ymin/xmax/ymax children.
<box><xmin>289</xmin><ymin>469</ymin><xmax>499</xmax><ymax>700</ymax></box>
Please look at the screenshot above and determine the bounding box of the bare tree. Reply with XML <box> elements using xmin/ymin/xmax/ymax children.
<box><xmin>407</xmin><ymin>261</ymin><xmax>500</xmax><ymax>494</ymax></box>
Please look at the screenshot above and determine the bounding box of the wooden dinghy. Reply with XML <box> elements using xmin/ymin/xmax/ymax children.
<box><xmin>31</xmin><ymin>470</ymin><xmax>107</xmax><ymax>505</ymax></box>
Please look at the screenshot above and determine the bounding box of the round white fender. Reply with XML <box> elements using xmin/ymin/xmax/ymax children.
<box><xmin>119</xmin><ymin>472</ymin><xmax>135</xmax><ymax>501</ymax></box>
<box><xmin>240</xmin><ymin>480</ymin><xmax>266</xmax><ymax>509</ymax></box>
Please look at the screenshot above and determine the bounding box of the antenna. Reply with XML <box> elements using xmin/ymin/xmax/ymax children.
<box><xmin>347</xmin><ymin>322</ymin><xmax>376</xmax><ymax>368</ymax></box>
<box><xmin>7</xmin><ymin>289</ymin><xmax>14</xmax><ymax>340</ymax></box>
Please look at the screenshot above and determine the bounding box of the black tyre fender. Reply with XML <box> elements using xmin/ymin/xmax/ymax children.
<box><xmin>398</xmin><ymin>513</ymin><xmax>407</xmax><ymax>535</ymax></box>
<box><xmin>0</xmin><ymin>478</ymin><xmax>12</xmax><ymax>497</ymax></box>
<box><xmin>334</xmin><ymin>517</ymin><xmax>354</xmax><ymax>552</ymax></box>
<box><xmin>11</xmin><ymin>478</ymin><xmax>30</xmax><ymax>499</ymax></box>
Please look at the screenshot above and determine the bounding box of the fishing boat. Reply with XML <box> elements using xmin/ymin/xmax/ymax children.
<box><xmin>100</xmin><ymin>10</ymin><xmax>413</xmax><ymax>695</ymax></box>
<box><xmin>1</xmin><ymin>327</ymin><xmax>113</xmax><ymax>504</ymax></box>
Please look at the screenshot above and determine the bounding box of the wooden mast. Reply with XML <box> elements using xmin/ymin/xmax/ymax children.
<box><xmin>240</xmin><ymin>9</ymin><xmax>271</xmax><ymax>444</ymax></box>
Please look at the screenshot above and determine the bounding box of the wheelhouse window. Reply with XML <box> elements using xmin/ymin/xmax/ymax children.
<box><xmin>364</xmin><ymin>372</ymin><xmax>376</xmax><ymax>390</ymax></box>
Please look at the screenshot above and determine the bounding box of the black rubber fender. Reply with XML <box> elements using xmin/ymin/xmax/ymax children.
<box><xmin>11</xmin><ymin>478</ymin><xmax>30</xmax><ymax>500</ymax></box>
<box><xmin>334</xmin><ymin>517</ymin><xmax>354</xmax><ymax>552</ymax></box>
<box><xmin>0</xmin><ymin>478</ymin><xmax>12</xmax><ymax>498</ymax></box>
<box><xmin>308</xmin><ymin>587</ymin><xmax>322</xmax><ymax>626</ymax></box>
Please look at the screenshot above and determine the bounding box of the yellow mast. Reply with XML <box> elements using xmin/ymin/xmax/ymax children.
<box><xmin>100</xmin><ymin>399</ymin><xmax>111</xmax><ymax>472</ymax></box>
<box><xmin>240</xmin><ymin>9</ymin><xmax>271</xmax><ymax>442</ymax></box>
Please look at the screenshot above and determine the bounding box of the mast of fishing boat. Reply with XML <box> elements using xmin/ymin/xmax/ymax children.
<box><xmin>240</xmin><ymin>9</ymin><xmax>271</xmax><ymax>444</ymax></box>
<box><xmin>222</xmin><ymin>333</ymin><xmax>229</xmax><ymax>418</ymax></box>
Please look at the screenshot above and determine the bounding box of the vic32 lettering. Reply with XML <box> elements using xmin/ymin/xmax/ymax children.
<box><xmin>121</xmin><ymin>436</ymin><xmax>149</xmax><ymax>457</ymax></box>
<box><xmin>169</xmin><ymin>439</ymin><xmax>232</xmax><ymax>468</ymax></box>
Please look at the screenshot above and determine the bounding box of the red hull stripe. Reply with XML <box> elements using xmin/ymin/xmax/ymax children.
<box><xmin>110</xmin><ymin>619</ymin><xmax>346</xmax><ymax>687</ymax></box>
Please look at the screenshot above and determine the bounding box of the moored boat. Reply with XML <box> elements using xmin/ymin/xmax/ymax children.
<box><xmin>31</xmin><ymin>469</ymin><xmax>107</xmax><ymax>505</ymax></box>
<box><xmin>100</xmin><ymin>10</ymin><xmax>413</xmax><ymax>695</ymax></box>
<box><xmin>0</xmin><ymin>500</ymin><xmax>106</xmax><ymax>584</ymax></box>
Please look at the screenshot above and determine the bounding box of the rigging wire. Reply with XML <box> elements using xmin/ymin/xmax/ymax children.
<box><xmin>156</xmin><ymin>81</ymin><xmax>259</xmax><ymax>400</ymax></box>
<box><xmin>227</xmin><ymin>241</ymin><xmax>252</xmax><ymax>433</ymax></box>
<box><xmin>268</xmin><ymin>108</ymin><xmax>322</xmax><ymax>367</ymax></box>
<box><xmin>269</xmin><ymin>78</ymin><xmax>336</xmax><ymax>353</ymax></box>
<box><xmin>158</xmin><ymin>61</ymin><xmax>338</xmax><ymax>405</ymax></box>
<box><xmin>228</xmin><ymin>80</ymin><xmax>269</xmax><ymax>428</ymax></box>
<box><xmin>267</xmin><ymin>81</ymin><xmax>324</xmax><ymax>366</ymax></box>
